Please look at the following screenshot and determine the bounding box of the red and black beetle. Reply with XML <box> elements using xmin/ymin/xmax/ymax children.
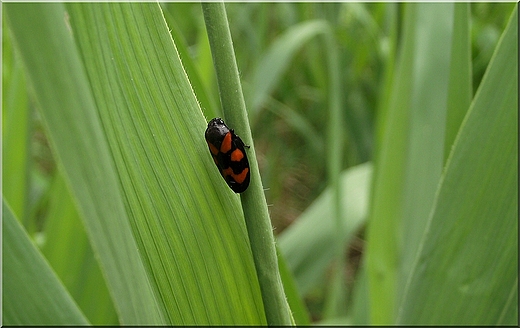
<box><xmin>205</xmin><ymin>117</ymin><xmax>250</xmax><ymax>193</ymax></box>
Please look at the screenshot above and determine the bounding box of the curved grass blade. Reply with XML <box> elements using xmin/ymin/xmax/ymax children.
<box><xmin>247</xmin><ymin>20</ymin><xmax>331</xmax><ymax>125</ymax></box>
<box><xmin>3</xmin><ymin>199</ymin><xmax>89</xmax><ymax>325</ymax></box>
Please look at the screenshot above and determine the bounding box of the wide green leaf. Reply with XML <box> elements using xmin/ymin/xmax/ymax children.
<box><xmin>69</xmin><ymin>3</ymin><xmax>266</xmax><ymax>324</ymax></box>
<box><xmin>3</xmin><ymin>199</ymin><xmax>89</xmax><ymax>325</ymax></box>
<box><xmin>6</xmin><ymin>2</ymin><xmax>266</xmax><ymax>325</ymax></box>
<box><xmin>398</xmin><ymin>6</ymin><xmax>518</xmax><ymax>324</ymax></box>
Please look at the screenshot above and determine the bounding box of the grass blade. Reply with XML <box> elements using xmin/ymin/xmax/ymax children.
<box><xmin>2</xmin><ymin>26</ymin><xmax>30</xmax><ymax>225</ymax></box>
<box><xmin>364</xmin><ymin>4</ymin><xmax>416</xmax><ymax>322</ymax></box>
<box><xmin>366</xmin><ymin>3</ymin><xmax>455</xmax><ymax>323</ymax></box>
<box><xmin>398</xmin><ymin>6</ymin><xmax>518</xmax><ymax>324</ymax></box>
<box><xmin>68</xmin><ymin>3</ymin><xmax>265</xmax><ymax>324</ymax></box>
<box><xmin>40</xmin><ymin>174</ymin><xmax>118</xmax><ymax>324</ymax></box>
<box><xmin>397</xmin><ymin>1</ymin><xmax>455</xmax><ymax>303</ymax></box>
<box><xmin>5</xmin><ymin>3</ymin><xmax>164</xmax><ymax>324</ymax></box>
<box><xmin>3</xmin><ymin>199</ymin><xmax>89</xmax><ymax>325</ymax></box>
<box><xmin>444</xmin><ymin>3</ymin><xmax>472</xmax><ymax>163</ymax></box>
<box><xmin>247</xmin><ymin>20</ymin><xmax>330</xmax><ymax>123</ymax></box>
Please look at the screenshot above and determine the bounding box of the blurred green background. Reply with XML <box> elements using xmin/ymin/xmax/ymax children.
<box><xmin>3</xmin><ymin>2</ymin><xmax>517</xmax><ymax>325</ymax></box>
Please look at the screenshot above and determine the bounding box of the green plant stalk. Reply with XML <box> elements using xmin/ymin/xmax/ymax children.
<box><xmin>201</xmin><ymin>2</ymin><xmax>293</xmax><ymax>325</ymax></box>
<box><xmin>321</xmin><ymin>26</ymin><xmax>345</xmax><ymax>318</ymax></box>
<box><xmin>366</xmin><ymin>3</ymin><xmax>415</xmax><ymax>322</ymax></box>
<box><xmin>443</xmin><ymin>3</ymin><xmax>472</xmax><ymax>164</ymax></box>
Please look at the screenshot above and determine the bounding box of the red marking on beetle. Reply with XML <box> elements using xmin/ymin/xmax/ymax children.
<box><xmin>220</xmin><ymin>132</ymin><xmax>232</xmax><ymax>153</ymax></box>
<box><xmin>230</xmin><ymin>149</ymin><xmax>244</xmax><ymax>162</ymax></box>
<box><xmin>208</xmin><ymin>142</ymin><xmax>219</xmax><ymax>155</ymax></box>
<box><xmin>222</xmin><ymin>167</ymin><xmax>233</xmax><ymax>179</ymax></box>
<box><xmin>232</xmin><ymin>168</ymin><xmax>249</xmax><ymax>184</ymax></box>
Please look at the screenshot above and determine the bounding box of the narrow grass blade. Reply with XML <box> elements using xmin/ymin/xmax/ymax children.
<box><xmin>364</xmin><ymin>3</ymin><xmax>415</xmax><ymax>323</ymax></box>
<box><xmin>3</xmin><ymin>199</ymin><xmax>89</xmax><ymax>325</ymax></box>
<box><xmin>277</xmin><ymin>246</ymin><xmax>311</xmax><ymax>325</ymax></box>
<box><xmin>40</xmin><ymin>174</ymin><xmax>118</xmax><ymax>325</ymax></box>
<box><xmin>349</xmin><ymin>263</ymin><xmax>370</xmax><ymax>324</ymax></box>
<box><xmin>444</xmin><ymin>3</ymin><xmax>472</xmax><ymax>163</ymax></box>
<box><xmin>397</xmin><ymin>1</ymin><xmax>455</xmax><ymax>303</ymax></box>
<box><xmin>2</xmin><ymin>25</ymin><xmax>30</xmax><ymax>224</ymax></box>
<box><xmin>247</xmin><ymin>20</ymin><xmax>330</xmax><ymax>125</ymax></box>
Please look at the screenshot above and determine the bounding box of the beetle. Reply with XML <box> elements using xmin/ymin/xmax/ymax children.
<box><xmin>205</xmin><ymin>117</ymin><xmax>250</xmax><ymax>193</ymax></box>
